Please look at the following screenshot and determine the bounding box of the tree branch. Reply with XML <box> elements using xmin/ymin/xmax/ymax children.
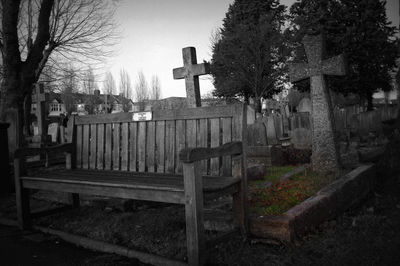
<box><xmin>25</xmin><ymin>0</ymin><xmax>54</xmax><ymax>74</ymax></box>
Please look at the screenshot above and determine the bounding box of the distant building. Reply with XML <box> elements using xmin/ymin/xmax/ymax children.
<box><xmin>31</xmin><ymin>88</ymin><xmax>134</xmax><ymax>120</ymax></box>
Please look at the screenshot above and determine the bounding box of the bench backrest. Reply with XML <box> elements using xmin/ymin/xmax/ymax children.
<box><xmin>69</xmin><ymin>104</ymin><xmax>247</xmax><ymax>176</ymax></box>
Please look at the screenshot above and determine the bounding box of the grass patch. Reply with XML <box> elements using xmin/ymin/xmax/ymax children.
<box><xmin>249</xmin><ymin>166</ymin><xmax>335</xmax><ymax>216</ymax></box>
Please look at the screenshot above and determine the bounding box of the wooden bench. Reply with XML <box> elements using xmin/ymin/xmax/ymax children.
<box><xmin>14</xmin><ymin>104</ymin><xmax>248</xmax><ymax>266</ymax></box>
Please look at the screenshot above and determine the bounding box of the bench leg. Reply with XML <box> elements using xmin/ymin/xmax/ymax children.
<box><xmin>233</xmin><ymin>190</ymin><xmax>247</xmax><ymax>236</ymax></box>
<box><xmin>16</xmin><ymin>187</ymin><xmax>31</xmax><ymax>230</ymax></box>
<box><xmin>183</xmin><ymin>162</ymin><xmax>205</xmax><ymax>266</ymax></box>
<box><xmin>14</xmin><ymin>158</ymin><xmax>31</xmax><ymax>230</ymax></box>
<box><xmin>232</xmin><ymin>155</ymin><xmax>248</xmax><ymax>236</ymax></box>
<box><xmin>68</xmin><ymin>193</ymin><xmax>80</xmax><ymax>208</ymax></box>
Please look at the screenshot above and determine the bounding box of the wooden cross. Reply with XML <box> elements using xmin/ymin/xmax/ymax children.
<box><xmin>289</xmin><ymin>34</ymin><xmax>346</xmax><ymax>173</ymax></box>
<box><xmin>32</xmin><ymin>83</ymin><xmax>49</xmax><ymax>139</ymax></box>
<box><xmin>173</xmin><ymin>47</ymin><xmax>210</xmax><ymax>108</ymax></box>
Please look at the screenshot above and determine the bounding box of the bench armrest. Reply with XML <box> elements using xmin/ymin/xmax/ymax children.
<box><xmin>179</xmin><ymin>141</ymin><xmax>242</xmax><ymax>163</ymax></box>
<box><xmin>14</xmin><ymin>143</ymin><xmax>74</xmax><ymax>159</ymax></box>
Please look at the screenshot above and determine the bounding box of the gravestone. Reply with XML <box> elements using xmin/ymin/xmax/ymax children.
<box><xmin>247</xmin><ymin>105</ymin><xmax>256</xmax><ymax>125</ymax></box>
<box><xmin>297</xmin><ymin>97</ymin><xmax>311</xmax><ymax>113</ymax></box>
<box><xmin>289</xmin><ymin>34</ymin><xmax>346</xmax><ymax>173</ymax></box>
<box><xmin>173</xmin><ymin>47</ymin><xmax>210</xmax><ymax>107</ymax></box>
<box><xmin>282</xmin><ymin>117</ymin><xmax>290</xmax><ymax>135</ymax></box>
<box><xmin>284</xmin><ymin>104</ymin><xmax>290</xmax><ymax>118</ymax></box>
<box><xmin>290</xmin><ymin>128</ymin><xmax>312</xmax><ymax>150</ymax></box>
<box><xmin>247</xmin><ymin>120</ymin><xmax>267</xmax><ymax>146</ymax></box>
<box><xmin>273</xmin><ymin>114</ymin><xmax>283</xmax><ymax>139</ymax></box>
<box><xmin>263</xmin><ymin>116</ymin><xmax>278</xmax><ymax>145</ymax></box>
<box><xmin>48</xmin><ymin>123</ymin><xmax>59</xmax><ymax>143</ymax></box>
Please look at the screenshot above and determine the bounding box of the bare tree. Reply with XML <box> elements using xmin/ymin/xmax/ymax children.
<box><xmin>150</xmin><ymin>74</ymin><xmax>162</xmax><ymax>100</ymax></box>
<box><xmin>59</xmin><ymin>65</ymin><xmax>79</xmax><ymax>114</ymax></box>
<box><xmin>0</xmin><ymin>0</ymin><xmax>118</xmax><ymax>144</ymax></box>
<box><xmin>103</xmin><ymin>71</ymin><xmax>116</xmax><ymax>95</ymax></box>
<box><xmin>82</xmin><ymin>66</ymin><xmax>97</xmax><ymax>95</ymax></box>
<box><xmin>119</xmin><ymin>68</ymin><xmax>132</xmax><ymax>99</ymax></box>
<box><xmin>14</xmin><ymin>0</ymin><xmax>118</xmax><ymax>80</ymax></box>
<box><xmin>134</xmin><ymin>71</ymin><xmax>149</xmax><ymax>111</ymax></box>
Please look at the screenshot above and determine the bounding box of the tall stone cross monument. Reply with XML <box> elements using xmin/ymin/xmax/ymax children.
<box><xmin>32</xmin><ymin>83</ymin><xmax>49</xmax><ymax>145</ymax></box>
<box><xmin>173</xmin><ymin>47</ymin><xmax>210</xmax><ymax>107</ymax></box>
<box><xmin>289</xmin><ymin>35</ymin><xmax>346</xmax><ymax>173</ymax></box>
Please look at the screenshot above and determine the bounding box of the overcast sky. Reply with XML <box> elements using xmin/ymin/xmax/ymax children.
<box><xmin>105</xmin><ymin>0</ymin><xmax>399</xmax><ymax>99</ymax></box>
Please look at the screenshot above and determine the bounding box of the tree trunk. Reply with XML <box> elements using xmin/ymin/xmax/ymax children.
<box><xmin>1</xmin><ymin>0</ymin><xmax>54</xmax><ymax>147</ymax></box>
<box><xmin>254</xmin><ymin>96</ymin><xmax>262</xmax><ymax>114</ymax></box>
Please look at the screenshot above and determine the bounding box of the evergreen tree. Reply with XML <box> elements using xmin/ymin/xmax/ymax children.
<box><xmin>210</xmin><ymin>0</ymin><xmax>289</xmax><ymax>112</ymax></box>
<box><xmin>289</xmin><ymin>0</ymin><xmax>398</xmax><ymax>110</ymax></box>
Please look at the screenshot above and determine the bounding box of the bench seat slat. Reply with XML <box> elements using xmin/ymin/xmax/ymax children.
<box><xmin>22</xmin><ymin>178</ymin><xmax>186</xmax><ymax>204</ymax></box>
<box><xmin>22</xmin><ymin>169</ymin><xmax>240</xmax><ymax>193</ymax></box>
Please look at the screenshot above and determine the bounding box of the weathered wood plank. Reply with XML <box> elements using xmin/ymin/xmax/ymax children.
<box><xmin>75</xmin><ymin>105</ymin><xmax>239</xmax><ymax>124</ymax></box>
<box><xmin>175</xmin><ymin>120</ymin><xmax>185</xmax><ymax>174</ymax></box>
<box><xmin>146</xmin><ymin>121</ymin><xmax>155</xmax><ymax>172</ymax></box>
<box><xmin>210</xmin><ymin>118</ymin><xmax>220</xmax><ymax>176</ymax></box>
<box><xmin>186</xmin><ymin>119</ymin><xmax>197</xmax><ymax>148</ymax></box>
<box><xmin>165</xmin><ymin>120</ymin><xmax>175</xmax><ymax>173</ymax></box>
<box><xmin>76</xmin><ymin>125</ymin><xmax>83</xmax><ymax>168</ymax></box>
<box><xmin>113</xmin><ymin>123</ymin><xmax>121</xmax><ymax>170</ymax></box>
<box><xmin>138</xmin><ymin>122</ymin><xmax>146</xmax><ymax>172</ymax></box>
<box><xmin>66</xmin><ymin>115</ymin><xmax>76</xmax><ymax>143</ymax></box>
<box><xmin>232</xmin><ymin>104</ymin><xmax>248</xmax><ymax>234</ymax></box>
<box><xmin>196</xmin><ymin>119</ymin><xmax>208</xmax><ymax>174</ymax></box>
<box><xmin>22</xmin><ymin>179</ymin><xmax>185</xmax><ymax>204</ymax></box>
<box><xmin>180</xmin><ymin>141</ymin><xmax>242</xmax><ymax>163</ymax></box>
<box><xmin>183</xmin><ymin>161</ymin><xmax>205</xmax><ymax>266</ymax></box>
<box><xmin>97</xmin><ymin>124</ymin><xmax>104</xmax><ymax>170</ymax></box>
<box><xmin>232</xmin><ymin>104</ymin><xmax>245</xmax><ymax>141</ymax></box>
<box><xmin>120</xmin><ymin>123</ymin><xmax>129</xmax><ymax>171</ymax></box>
<box><xmin>22</xmin><ymin>170</ymin><xmax>240</xmax><ymax>193</ymax></box>
<box><xmin>90</xmin><ymin>124</ymin><xmax>97</xmax><ymax>169</ymax></box>
<box><xmin>105</xmin><ymin>124</ymin><xmax>112</xmax><ymax>170</ymax></box>
<box><xmin>14</xmin><ymin>143</ymin><xmax>73</xmax><ymax>158</ymax></box>
<box><xmin>155</xmin><ymin>121</ymin><xmax>165</xmax><ymax>173</ymax></box>
<box><xmin>232</xmin><ymin>155</ymin><xmax>248</xmax><ymax>235</ymax></box>
<box><xmin>82</xmin><ymin>125</ymin><xmax>90</xmax><ymax>169</ymax></box>
<box><xmin>222</xmin><ymin>118</ymin><xmax>232</xmax><ymax>176</ymax></box>
<box><xmin>129</xmin><ymin>123</ymin><xmax>137</xmax><ymax>172</ymax></box>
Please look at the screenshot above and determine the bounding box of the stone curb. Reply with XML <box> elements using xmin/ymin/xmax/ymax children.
<box><xmin>249</xmin><ymin>164</ymin><xmax>376</xmax><ymax>242</ymax></box>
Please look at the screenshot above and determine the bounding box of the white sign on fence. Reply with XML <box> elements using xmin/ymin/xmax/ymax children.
<box><xmin>132</xmin><ymin>111</ymin><xmax>152</xmax><ymax>121</ymax></box>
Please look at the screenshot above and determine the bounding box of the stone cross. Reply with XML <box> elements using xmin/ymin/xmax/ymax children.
<box><xmin>32</xmin><ymin>83</ymin><xmax>49</xmax><ymax>142</ymax></box>
<box><xmin>173</xmin><ymin>47</ymin><xmax>210</xmax><ymax>107</ymax></box>
<box><xmin>289</xmin><ymin>34</ymin><xmax>346</xmax><ymax>173</ymax></box>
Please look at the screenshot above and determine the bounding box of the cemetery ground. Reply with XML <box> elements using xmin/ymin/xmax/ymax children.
<box><xmin>1</xmin><ymin>169</ymin><xmax>400</xmax><ymax>265</ymax></box>
<box><xmin>248</xmin><ymin>165</ymin><xmax>335</xmax><ymax>216</ymax></box>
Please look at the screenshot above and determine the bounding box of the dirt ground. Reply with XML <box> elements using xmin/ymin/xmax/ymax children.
<box><xmin>1</xmin><ymin>171</ymin><xmax>399</xmax><ymax>265</ymax></box>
